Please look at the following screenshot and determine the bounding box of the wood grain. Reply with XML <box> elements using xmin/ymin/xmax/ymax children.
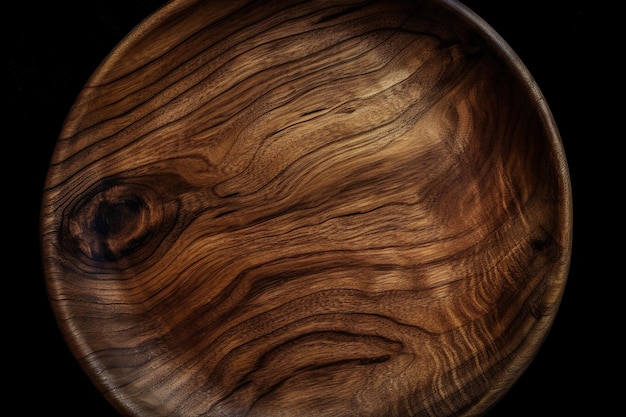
<box><xmin>40</xmin><ymin>0</ymin><xmax>572</xmax><ymax>416</ymax></box>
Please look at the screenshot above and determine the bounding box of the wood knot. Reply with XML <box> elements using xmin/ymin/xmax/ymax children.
<box><xmin>64</xmin><ymin>178</ymin><xmax>172</xmax><ymax>269</ymax></box>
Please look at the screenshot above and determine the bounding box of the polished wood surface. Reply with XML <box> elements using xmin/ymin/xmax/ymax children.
<box><xmin>40</xmin><ymin>1</ymin><xmax>572</xmax><ymax>416</ymax></box>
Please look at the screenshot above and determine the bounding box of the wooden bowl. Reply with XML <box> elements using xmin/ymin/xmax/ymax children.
<box><xmin>40</xmin><ymin>0</ymin><xmax>572</xmax><ymax>416</ymax></box>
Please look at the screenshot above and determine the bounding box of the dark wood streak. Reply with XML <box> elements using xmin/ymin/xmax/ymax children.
<box><xmin>40</xmin><ymin>0</ymin><xmax>572</xmax><ymax>416</ymax></box>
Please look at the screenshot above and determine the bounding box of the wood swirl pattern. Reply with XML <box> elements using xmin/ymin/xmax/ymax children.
<box><xmin>40</xmin><ymin>0</ymin><xmax>572</xmax><ymax>416</ymax></box>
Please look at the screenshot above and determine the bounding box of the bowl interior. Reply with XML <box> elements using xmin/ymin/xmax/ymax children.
<box><xmin>40</xmin><ymin>1</ymin><xmax>572</xmax><ymax>416</ymax></box>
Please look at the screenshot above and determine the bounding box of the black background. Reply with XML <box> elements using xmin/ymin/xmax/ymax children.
<box><xmin>8</xmin><ymin>1</ymin><xmax>610</xmax><ymax>415</ymax></box>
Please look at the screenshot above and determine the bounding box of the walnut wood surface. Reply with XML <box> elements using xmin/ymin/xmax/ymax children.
<box><xmin>40</xmin><ymin>0</ymin><xmax>572</xmax><ymax>416</ymax></box>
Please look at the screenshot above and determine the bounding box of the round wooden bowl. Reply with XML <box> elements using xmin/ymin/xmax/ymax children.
<box><xmin>40</xmin><ymin>1</ymin><xmax>572</xmax><ymax>416</ymax></box>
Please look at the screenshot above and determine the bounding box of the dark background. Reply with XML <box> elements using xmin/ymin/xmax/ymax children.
<box><xmin>8</xmin><ymin>1</ymin><xmax>609</xmax><ymax>415</ymax></box>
